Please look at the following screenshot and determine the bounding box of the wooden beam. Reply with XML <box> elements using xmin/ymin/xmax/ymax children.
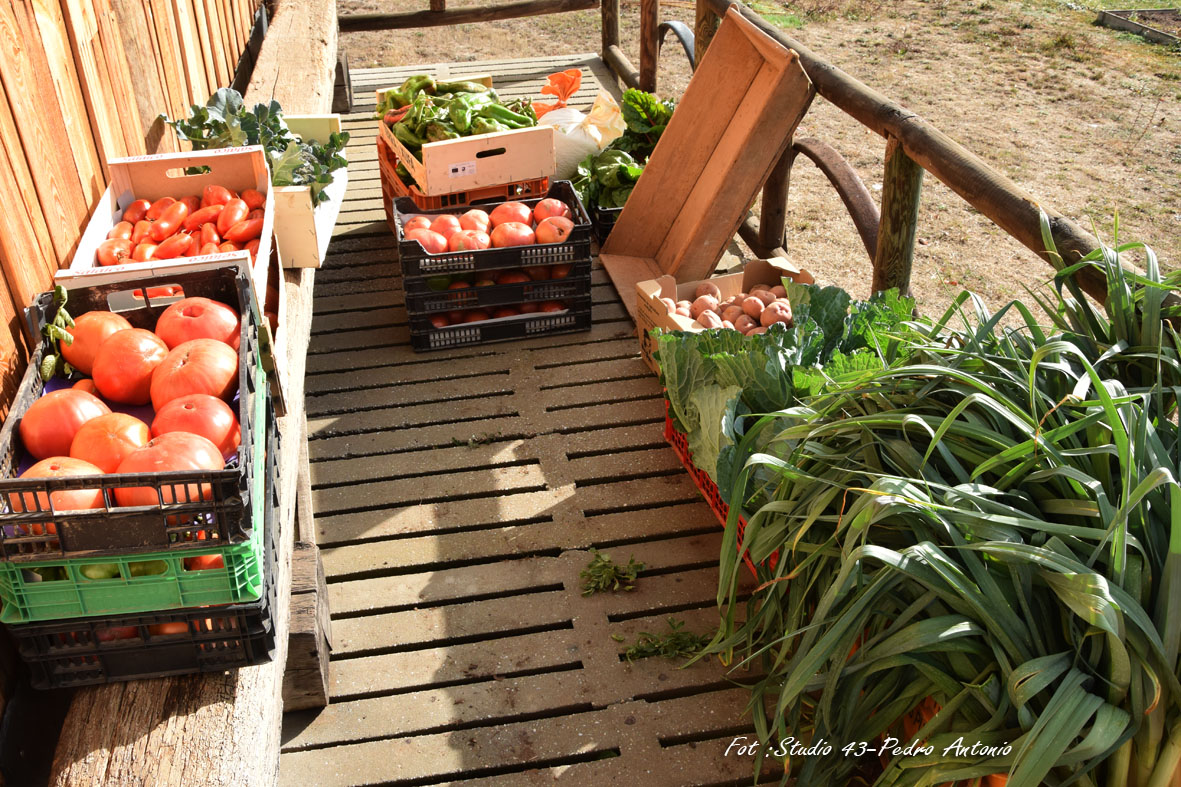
<box><xmin>792</xmin><ymin>138</ymin><xmax>880</xmax><ymax>262</ymax></box>
<box><xmin>872</xmin><ymin>135</ymin><xmax>922</xmax><ymax>295</ymax></box>
<box><xmin>604</xmin><ymin>44</ymin><xmax>641</xmax><ymax>90</ymax></box>
<box><xmin>705</xmin><ymin>0</ymin><xmax>1115</xmax><ymax>304</ymax></box>
<box><xmin>339</xmin><ymin>0</ymin><xmax>597</xmax><ymax>32</ymax></box>
<box><xmin>601</xmin><ymin>0</ymin><xmax>618</xmax><ymax>54</ymax></box>
<box><xmin>245</xmin><ymin>0</ymin><xmax>337</xmax><ymax>114</ymax></box>
<box><xmin>694</xmin><ymin>0</ymin><xmax>719</xmax><ymax>68</ymax></box>
<box><xmin>758</xmin><ymin>143</ymin><xmax>795</xmax><ymax>253</ymax></box>
<box><xmin>429</xmin><ymin>0</ymin><xmax>444</xmax><ymax>10</ymax></box>
<box><xmin>639</xmin><ymin>0</ymin><xmax>657</xmax><ymax>93</ymax></box>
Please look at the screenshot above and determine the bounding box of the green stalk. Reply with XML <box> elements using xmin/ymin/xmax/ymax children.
<box><xmin>1146</xmin><ymin>720</ymin><xmax>1181</xmax><ymax>787</ymax></box>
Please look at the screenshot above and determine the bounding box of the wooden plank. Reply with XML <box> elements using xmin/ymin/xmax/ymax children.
<box><xmin>200</xmin><ymin>0</ymin><xmax>229</xmax><ymax>87</ymax></box>
<box><xmin>58</xmin><ymin>0</ymin><xmax>125</xmax><ymax>169</ymax></box>
<box><xmin>244</xmin><ymin>0</ymin><xmax>337</xmax><ymax>114</ymax></box>
<box><xmin>758</xmin><ymin>145</ymin><xmax>794</xmax><ymax>253</ymax></box>
<box><xmin>146</xmin><ymin>0</ymin><xmax>188</xmax><ymax>130</ymax></box>
<box><xmin>282</xmin><ymin>541</ymin><xmax>331</xmax><ymax>711</ymax></box>
<box><xmin>695</xmin><ymin>0</ymin><xmax>719</xmax><ymax>65</ymax></box>
<box><xmin>339</xmin><ymin>0</ymin><xmax>597</xmax><ymax>31</ymax></box>
<box><xmin>94</xmin><ymin>2</ymin><xmax>146</xmax><ymax>155</ymax></box>
<box><xmin>0</xmin><ymin>0</ymin><xmax>89</xmax><ymax>268</ymax></box>
<box><xmin>186</xmin><ymin>0</ymin><xmax>218</xmax><ymax>91</ymax></box>
<box><xmin>639</xmin><ymin>0</ymin><xmax>657</xmax><ymax>92</ymax></box>
<box><xmin>601</xmin><ymin>0</ymin><xmax>618</xmax><ymax>51</ymax></box>
<box><xmin>30</xmin><ymin>0</ymin><xmax>104</xmax><ymax>204</ymax></box>
<box><xmin>170</xmin><ymin>0</ymin><xmax>208</xmax><ymax>103</ymax></box>
<box><xmin>110</xmin><ymin>0</ymin><xmax>169</xmax><ymax>152</ymax></box>
<box><xmin>872</xmin><ymin>134</ymin><xmax>922</xmax><ymax>296</ymax></box>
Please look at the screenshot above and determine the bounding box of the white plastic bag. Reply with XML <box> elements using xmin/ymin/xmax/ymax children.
<box><xmin>541</xmin><ymin>90</ymin><xmax>627</xmax><ymax>180</ymax></box>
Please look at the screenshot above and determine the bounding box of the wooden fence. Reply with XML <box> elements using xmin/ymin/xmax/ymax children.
<box><xmin>0</xmin><ymin>0</ymin><xmax>261</xmax><ymax>418</ymax></box>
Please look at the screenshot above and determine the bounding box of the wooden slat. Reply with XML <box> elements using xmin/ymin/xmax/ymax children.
<box><xmin>200</xmin><ymin>0</ymin><xmax>229</xmax><ymax>87</ymax></box>
<box><xmin>95</xmin><ymin>1</ymin><xmax>146</xmax><ymax>155</ymax></box>
<box><xmin>0</xmin><ymin>0</ymin><xmax>89</xmax><ymax>268</ymax></box>
<box><xmin>30</xmin><ymin>0</ymin><xmax>103</xmax><ymax>204</ymax></box>
<box><xmin>59</xmin><ymin>0</ymin><xmax>125</xmax><ymax>169</ymax></box>
<box><xmin>169</xmin><ymin>0</ymin><xmax>208</xmax><ymax>102</ymax></box>
<box><xmin>186</xmin><ymin>0</ymin><xmax>218</xmax><ymax>90</ymax></box>
<box><xmin>110</xmin><ymin>0</ymin><xmax>169</xmax><ymax>151</ymax></box>
<box><xmin>145</xmin><ymin>0</ymin><xmax>188</xmax><ymax>131</ymax></box>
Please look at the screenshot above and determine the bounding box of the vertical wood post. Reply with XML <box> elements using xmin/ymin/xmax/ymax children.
<box><xmin>429</xmin><ymin>0</ymin><xmax>445</xmax><ymax>11</ymax></box>
<box><xmin>872</xmin><ymin>135</ymin><xmax>923</xmax><ymax>295</ymax></box>
<box><xmin>694</xmin><ymin>0</ymin><xmax>719</xmax><ymax>67</ymax></box>
<box><xmin>758</xmin><ymin>146</ymin><xmax>797</xmax><ymax>253</ymax></box>
<box><xmin>639</xmin><ymin>0</ymin><xmax>658</xmax><ymax>92</ymax></box>
<box><xmin>601</xmin><ymin>0</ymin><xmax>618</xmax><ymax>53</ymax></box>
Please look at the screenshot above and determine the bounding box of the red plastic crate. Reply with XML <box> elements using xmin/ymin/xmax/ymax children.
<box><xmin>663</xmin><ymin>411</ymin><xmax>778</xmax><ymax>578</ymax></box>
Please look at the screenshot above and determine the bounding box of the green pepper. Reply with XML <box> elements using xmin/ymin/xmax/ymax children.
<box><xmin>448</xmin><ymin>93</ymin><xmax>495</xmax><ymax>133</ymax></box>
<box><xmin>425</xmin><ymin>121</ymin><xmax>460</xmax><ymax>143</ymax></box>
<box><xmin>470</xmin><ymin>117</ymin><xmax>511</xmax><ymax>135</ymax></box>
<box><xmin>394</xmin><ymin>161</ymin><xmax>413</xmax><ymax>186</ymax></box>
<box><xmin>475</xmin><ymin>103</ymin><xmax>534</xmax><ymax>130</ymax></box>
<box><xmin>435</xmin><ymin>80</ymin><xmax>492</xmax><ymax>95</ymax></box>
<box><xmin>392</xmin><ymin>121</ymin><xmax>425</xmax><ymax>152</ymax></box>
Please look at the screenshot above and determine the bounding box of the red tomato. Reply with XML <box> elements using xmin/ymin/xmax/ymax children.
<box><xmin>222</xmin><ymin>218</ymin><xmax>263</xmax><ymax>243</ymax></box>
<box><xmin>523</xmin><ymin>265</ymin><xmax>552</xmax><ymax>281</ymax></box>
<box><xmin>113</xmin><ymin>432</ymin><xmax>223</xmax><ymax>507</ymax></box>
<box><xmin>403</xmin><ymin>216</ymin><xmax>432</xmax><ymax>233</ymax></box>
<box><xmin>183</xmin><ymin>204</ymin><xmax>223</xmax><ymax>232</ymax></box>
<box><xmin>535</xmin><ymin>216</ymin><xmax>574</xmax><ymax>245</ymax></box>
<box><xmin>430</xmin><ymin>215</ymin><xmax>462</xmax><ymax>240</ymax></box>
<box><xmin>145</xmin><ymin>197</ymin><xmax>176</xmax><ymax>221</ymax></box>
<box><xmin>198</xmin><ymin>242</ymin><xmax>220</xmax><ymax>256</ymax></box>
<box><xmin>428</xmin><ymin>314</ymin><xmax>450</xmax><ymax>329</ymax></box>
<box><xmin>216</xmin><ymin>199</ymin><xmax>249</xmax><ymax>236</ymax></box>
<box><xmin>19</xmin><ymin>390</ymin><xmax>110</xmax><ymax>459</ymax></box>
<box><xmin>448</xmin><ymin>230</ymin><xmax>490</xmax><ymax>252</ymax></box>
<box><xmin>519</xmin><ymin>302</ymin><xmax>540</xmax><ymax>313</ymax></box>
<box><xmin>180</xmin><ymin>195</ymin><xmax>201</xmax><ymax>213</ymax></box>
<box><xmin>12</xmin><ymin>457</ymin><xmax>104</xmax><ymax>535</ymax></box>
<box><xmin>91</xmin><ymin>329</ymin><xmax>168</xmax><ymax>405</ymax></box>
<box><xmin>69</xmin><ymin>412</ymin><xmax>151</xmax><ymax>474</ymax></box>
<box><xmin>495</xmin><ymin>270</ymin><xmax>530</xmax><ymax>285</ymax></box>
<box><xmin>490</xmin><ymin>222</ymin><xmax>535</xmax><ymax>248</ymax></box>
<box><xmin>121</xmin><ymin>199</ymin><xmax>152</xmax><ymax>224</ymax></box>
<box><xmin>459</xmin><ymin>209</ymin><xmax>491</xmax><ymax>233</ymax></box>
<box><xmin>153</xmin><ymin>232</ymin><xmax>193</xmax><ymax>260</ymax></box>
<box><xmin>538</xmin><ymin>301</ymin><xmax>566</xmax><ymax>312</ymax></box>
<box><xmin>405</xmin><ymin>228</ymin><xmax>448</xmax><ymax>254</ymax></box>
<box><xmin>463</xmin><ymin>310</ymin><xmax>491</xmax><ymax>323</ymax></box>
<box><xmin>96</xmin><ymin>625</ymin><xmax>139</xmax><ymax>642</ymax></box>
<box><xmin>201</xmin><ymin>185</ymin><xmax>232</xmax><ymax>208</ymax></box>
<box><xmin>61</xmin><ymin>311</ymin><xmax>132</xmax><ymax>375</ymax></box>
<box><xmin>244</xmin><ymin>238</ymin><xmax>260</xmax><ymax>262</ymax></box>
<box><xmin>151</xmin><ymin>394</ymin><xmax>241</xmax><ymax>459</ymax></box>
<box><xmin>489</xmin><ymin>202</ymin><xmax>532</xmax><ymax>227</ymax></box>
<box><xmin>72</xmin><ymin>379</ymin><xmax>99</xmax><ymax>395</ymax></box>
<box><xmin>550</xmin><ymin>263</ymin><xmax>573</xmax><ymax>279</ymax></box>
<box><xmin>492</xmin><ymin>307</ymin><xmax>520</xmax><ymax>318</ymax></box>
<box><xmin>148</xmin><ymin>622</ymin><xmax>190</xmax><ymax>635</ymax></box>
<box><xmin>96</xmin><ymin>238</ymin><xmax>132</xmax><ymax>266</ymax></box>
<box><xmin>150</xmin><ymin>200</ymin><xmax>190</xmax><ymax>241</ymax></box>
<box><xmin>183</xmin><ymin>554</ymin><xmax>224</xmax><ymax>571</ymax></box>
<box><xmin>155</xmin><ymin>297</ymin><xmax>240</xmax><ymax>350</ymax></box>
<box><xmin>218</xmin><ymin>241</ymin><xmax>240</xmax><ymax>253</ymax></box>
<box><xmin>149</xmin><ymin>339</ymin><xmax>238</xmax><ymax>411</ymax></box>
<box><xmin>199</xmin><ymin>223</ymin><xmax>221</xmax><ymax>247</ymax></box>
<box><xmin>132</xmin><ymin>243</ymin><xmax>157</xmax><ymax>262</ymax></box>
<box><xmin>107</xmin><ymin>221</ymin><xmax>133</xmax><ymax>241</ymax></box>
<box><xmin>533</xmin><ymin>198</ymin><xmax>571</xmax><ymax>223</ymax></box>
<box><xmin>241</xmin><ymin>188</ymin><xmax>265</xmax><ymax>210</ymax></box>
<box><xmin>247</xmin><ymin>209</ymin><xmax>264</xmax><ymax>220</ymax></box>
<box><xmin>131</xmin><ymin>220</ymin><xmax>153</xmax><ymax>245</ymax></box>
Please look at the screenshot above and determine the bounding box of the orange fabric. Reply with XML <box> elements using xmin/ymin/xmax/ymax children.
<box><xmin>532</xmin><ymin>69</ymin><xmax>582</xmax><ymax>119</ymax></box>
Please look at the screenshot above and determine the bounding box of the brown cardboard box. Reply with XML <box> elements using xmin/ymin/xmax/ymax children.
<box><xmin>635</xmin><ymin>257</ymin><xmax>811</xmax><ymax>374</ymax></box>
<box><xmin>599</xmin><ymin>9</ymin><xmax>815</xmax><ymax>322</ymax></box>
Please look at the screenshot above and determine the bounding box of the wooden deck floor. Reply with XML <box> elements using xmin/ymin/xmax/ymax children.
<box><xmin>278</xmin><ymin>55</ymin><xmax>761</xmax><ymax>787</ymax></box>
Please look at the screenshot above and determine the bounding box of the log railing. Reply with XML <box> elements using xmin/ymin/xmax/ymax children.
<box><xmin>617</xmin><ymin>0</ymin><xmax>1122</xmax><ymax>304</ymax></box>
<box><xmin>340</xmin><ymin>0</ymin><xmax>599</xmax><ymax>32</ymax></box>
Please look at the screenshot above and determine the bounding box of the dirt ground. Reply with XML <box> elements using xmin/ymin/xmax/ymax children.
<box><xmin>342</xmin><ymin>0</ymin><xmax>1181</xmax><ymax>314</ymax></box>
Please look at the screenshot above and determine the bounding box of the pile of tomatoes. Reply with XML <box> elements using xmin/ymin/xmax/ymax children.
<box><xmin>402</xmin><ymin>197</ymin><xmax>576</xmax><ymax>254</ymax></box>
<box><xmin>13</xmin><ymin>296</ymin><xmax>245</xmax><ymax>540</ymax></box>
<box><xmin>97</xmin><ymin>185</ymin><xmax>265</xmax><ymax>267</ymax></box>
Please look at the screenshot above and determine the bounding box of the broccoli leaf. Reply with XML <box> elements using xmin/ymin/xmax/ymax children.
<box><xmin>686</xmin><ymin>384</ymin><xmax>743</xmax><ymax>482</ymax></box>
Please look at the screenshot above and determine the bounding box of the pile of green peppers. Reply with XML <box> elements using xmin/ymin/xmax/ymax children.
<box><xmin>376</xmin><ymin>74</ymin><xmax>538</xmax><ymax>161</ymax></box>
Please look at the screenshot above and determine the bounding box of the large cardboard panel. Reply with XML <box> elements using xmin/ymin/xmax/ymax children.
<box><xmin>634</xmin><ymin>257</ymin><xmax>811</xmax><ymax>375</ymax></box>
<box><xmin>601</xmin><ymin>9</ymin><xmax>815</xmax><ymax>320</ymax></box>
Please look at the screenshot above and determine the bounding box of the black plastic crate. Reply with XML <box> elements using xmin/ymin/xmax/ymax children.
<box><xmin>0</xmin><ymin>264</ymin><xmax>270</xmax><ymax>561</ymax></box>
<box><xmin>393</xmin><ymin>181</ymin><xmax>592</xmax><ymax>279</ymax></box>
<box><xmin>403</xmin><ymin>264</ymin><xmax>592</xmax><ymax>314</ymax></box>
<box><xmin>10</xmin><ymin>406</ymin><xmax>279</xmax><ymax>690</ymax></box>
<box><xmin>408</xmin><ymin>299</ymin><xmax>592</xmax><ymax>352</ymax></box>
<box><xmin>593</xmin><ymin>204</ymin><xmax>622</xmax><ymax>245</ymax></box>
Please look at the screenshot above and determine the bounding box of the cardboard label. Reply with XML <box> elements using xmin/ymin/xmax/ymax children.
<box><xmin>449</xmin><ymin>161</ymin><xmax>477</xmax><ymax>178</ymax></box>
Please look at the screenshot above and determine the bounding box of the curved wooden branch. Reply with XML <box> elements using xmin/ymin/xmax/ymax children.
<box><xmin>791</xmin><ymin>138</ymin><xmax>879</xmax><ymax>263</ymax></box>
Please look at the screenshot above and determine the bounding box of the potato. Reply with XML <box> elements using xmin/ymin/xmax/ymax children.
<box><xmin>760</xmin><ymin>301</ymin><xmax>793</xmax><ymax>327</ymax></box>
<box><xmin>695</xmin><ymin>281</ymin><xmax>722</xmax><ymax>300</ymax></box>
<box><xmin>721</xmin><ymin>305</ymin><xmax>745</xmax><ymax>324</ymax></box>
<box><xmin>697</xmin><ymin>310</ymin><xmax>724</xmax><ymax>329</ymax></box>
<box><xmin>742</xmin><ymin>296</ymin><xmax>765</xmax><ymax>319</ymax></box>
<box><xmin>770</xmin><ymin>285</ymin><xmax>787</xmax><ymax>298</ymax></box>
<box><xmin>750</xmin><ymin>283</ymin><xmax>772</xmax><ymax>293</ymax></box>
<box><xmin>675</xmin><ymin>306</ymin><xmax>692</xmax><ymax>318</ymax></box>
<box><xmin>690</xmin><ymin>294</ymin><xmax>719</xmax><ymax>319</ymax></box>
<box><xmin>659</xmin><ymin>297</ymin><xmax>677</xmax><ymax>314</ymax></box>
<box><xmin>752</xmin><ymin>290</ymin><xmax>777</xmax><ymax>306</ymax></box>
<box><xmin>747</xmin><ymin>326</ymin><xmax>768</xmax><ymax>335</ymax></box>
<box><xmin>676</xmin><ymin>300</ymin><xmax>692</xmax><ymax>310</ymax></box>
<box><xmin>734</xmin><ymin>314</ymin><xmax>757</xmax><ymax>333</ymax></box>
<box><xmin>721</xmin><ymin>320</ymin><xmax>735</xmax><ymax>331</ymax></box>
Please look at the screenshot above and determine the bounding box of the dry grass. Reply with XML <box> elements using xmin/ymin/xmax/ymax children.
<box><xmin>343</xmin><ymin>0</ymin><xmax>1181</xmax><ymax>313</ymax></box>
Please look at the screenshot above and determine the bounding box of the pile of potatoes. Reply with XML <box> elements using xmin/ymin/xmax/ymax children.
<box><xmin>659</xmin><ymin>281</ymin><xmax>794</xmax><ymax>336</ymax></box>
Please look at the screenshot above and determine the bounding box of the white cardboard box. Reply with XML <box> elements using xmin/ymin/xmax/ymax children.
<box><xmin>274</xmin><ymin>115</ymin><xmax>348</xmax><ymax>269</ymax></box>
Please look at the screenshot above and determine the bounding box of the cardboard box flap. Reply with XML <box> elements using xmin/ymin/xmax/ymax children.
<box><xmin>602</xmin><ymin>8</ymin><xmax>815</xmax><ymax>320</ymax></box>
